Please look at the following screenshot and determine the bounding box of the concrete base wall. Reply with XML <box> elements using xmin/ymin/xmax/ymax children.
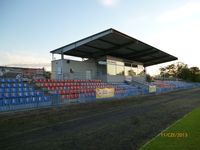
<box><xmin>51</xmin><ymin>59</ymin><xmax>97</xmax><ymax>80</ymax></box>
<box><xmin>107</xmin><ymin>75</ymin><xmax>125</xmax><ymax>83</ymax></box>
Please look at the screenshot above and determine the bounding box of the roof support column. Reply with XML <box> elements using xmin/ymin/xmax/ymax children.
<box><xmin>52</xmin><ymin>53</ymin><xmax>54</xmax><ymax>60</ymax></box>
<box><xmin>61</xmin><ymin>53</ymin><xmax>64</xmax><ymax>60</ymax></box>
<box><xmin>61</xmin><ymin>52</ymin><xmax>64</xmax><ymax>80</ymax></box>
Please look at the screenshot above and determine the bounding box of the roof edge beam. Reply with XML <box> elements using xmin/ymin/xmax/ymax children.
<box><xmin>50</xmin><ymin>29</ymin><xmax>113</xmax><ymax>54</ymax></box>
<box><xmin>144</xmin><ymin>57</ymin><xmax>177</xmax><ymax>67</ymax></box>
<box><xmin>142</xmin><ymin>55</ymin><xmax>174</xmax><ymax>63</ymax></box>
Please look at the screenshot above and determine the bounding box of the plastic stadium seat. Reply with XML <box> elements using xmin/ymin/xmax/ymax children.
<box><xmin>5</xmin><ymin>93</ymin><xmax>11</xmax><ymax>98</ymax></box>
<box><xmin>0</xmin><ymin>84</ymin><xmax>6</xmax><ymax>88</ymax></box>
<box><xmin>52</xmin><ymin>83</ymin><xmax>56</xmax><ymax>87</ymax></box>
<box><xmin>13</xmin><ymin>79</ymin><xmax>18</xmax><ymax>83</ymax></box>
<box><xmin>0</xmin><ymin>100</ymin><xmax>3</xmax><ymax>106</ymax></box>
<box><xmin>35</xmin><ymin>91</ymin><xmax>40</xmax><ymax>96</ymax></box>
<box><xmin>4</xmin><ymin>88</ymin><xmax>11</xmax><ymax>93</ymax></box>
<box><xmin>18</xmin><ymin>92</ymin><xmax>24</xmax><ymax>97</ymax></box>
<box><xmin>13</xmin><ymin>83</ymin><xmax>18</xmax><ymax>88</ymax></box>
<box><xmin>7</xmin><ymin>79</ymin><xmax>12</xmax><ymax>83</ymax></box>
<box><xmin>70</xmin><ymin>94</ymin><xmax>75</xmax><ymax>99</ymax></box>
<box><xmin>43</xmin><ymin>83</ymin><xmax>48</xmax><ymax>87</ymax></box>
<box><xmin>11</xmin><ymin>92</ymin><xmax>17</xmax><ymax>98</ymax></box>
<box><xmin>23</xmin><ymin>92</ymin><xmax>29</xmax><ymax>97</ymax></box>
<box><xmin>18</xmin><ymin>98</ymin><xmax>25</xmax><ymax>105</ymax></box>
<box><xmin>29</xmin><ymin>87</ymin><xmax>33</xmax><ymax>91</ymax></box>
<box><xmin>0</xmin><ymin>78</ymin><xmax>6</xmax><ymax>83</ymax></box>
<box><xmin>37</xmin><ymin>96</ymin><xmax>43</xmax><ymax>103</ymax></box>
<box><xmin>29</xmin><ymin>92</ymin><xmax>34</xmax><ymax>96</ymax></box>
<box><xmin>0</xmin><ymin>93</ymin><xmax>4</xmax><ymax>99</ymax></box>
<box><xmin>34</xmin><ymin>96</ymin><xmax>39</xmax><ymax>103</ymax></box>
<box><xmin>11</xmin><ymin>98</ymin><xmax>18</xmax><ymax>105</ymax></box>
<box><xmin>18</xmin><ymin>83</ymin><xmax>23</xmax><ymax>87</ymax></box>
<box><xmin>23</xmin><ymin>87</ymin><xmax>28</xmax><ymax>92</ymax></box>
<box><xmin>0</xmin><ymin>87</ymin><xmax>5</xmax><ymax>93</ymax></box>
<box><xmin>43</xmin><ymin>96</ymin><xmax>50</xmax><ymax>102</ymax></box>
<box><xmin>11</xmin><ymin>88</ymin><xmax>17</xmax><ymax>92</ymax></box>
<box><xmin>18</xmin><ymin>88</ymin><xmax>23</xmax><ymax>92</ymax></box>
<box><xmin>3</xmin><ymin>99</ymin><xmax>10</xmax><ymax>105</ymax></box>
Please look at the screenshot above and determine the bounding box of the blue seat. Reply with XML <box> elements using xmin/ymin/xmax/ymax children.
<box><xmin>18</xmin><ymin>92</ymin><xmax>24</xmax><ymax>97</ymax></box>
<box><xmin>32</xmin><ymin>96</ymin><xmax>38</xmax><ymax>103</ymax></box>
<box><xmin>0</xmin><ymin>78</ymin><xmax>6</xmax><ymax>83</ymax></box>
<box><xmin>18</xmin><ymin>88</ymin><xmax>23</xmax><ymax>92</ymax></box>
<box><xmin>0</xmin><ymin>100</ymin><xmax>3</xmax><ymax>106</ymax></box>
<box><xmin>23</xmin><ymin>87</ymin><xmax>28</xmax><ymax>92</ymax></box>
<box><xmin>24</xmin><ymin>97</ymin><xmax>31</xmax><ymax>104</ymax></box>
<box><xmin>0</xmin><ymin>84</ymin><xmax>6</xmax><ymax>88</ymax></box>
<box><xmin>7</xmin><ymin>84</ymin><xmax>12</xmax><ymax>88</ymax></box>
<box><xmin>11</xmin><ymin>88</ymin><xmax>17</xmax><ymax>93</ymax></box>
<box><xmin>24</xmin><ymin>92</ymin><xmax>29</xmax><ymax>97</ymax></box>
<box><xmin>36</xmin><ymin>91</ymin><xmax>43</xmax><ymax>96</ymax></box>
<box><xmin>11</xmin><ymin>98</ymin><xmax>18</xmax><ymax>105</ymax></box>
<box><xmin>18</xmin><ymin>97</ymin><xmax>25</xmax><ymax>104</ymax></box>
<box><xmin>5</xmin><ymin>88</ymin><xmax>11</xmax><ymax>92</ymax></box>
<box><xmin>30</xmin><ymin>92</ymin><xmax>35</xmax><ymax>96</ymax></box>
<box><xmin>18</xmin><ymin>83</ymin><xmax>23</xmax><ymax>87</ymax></box>
<box><xmin>4</xmin><ymin>93</ymin><xmax>11</xmax><ymax>98</ymax></box>
<box><xmin>0</xmin><ymin>87</ymin><xmax>5</xmax><ymax>93</ymax></box>
<box><xmin>28</xmin><ymin>87</ymin><xmax>34</xmax><ymax>92</ymax></box>
<box><xmin>18</xmin><ymin>79</ymin><xmax>23</xmax><ymax>83</ymax></box>
<box><xmin>0</xmin><ymin>93</ymin><xmax>4</xmax><ymax>99</ymax></box>
<box><xmin>12</xmin><ymin>79</ymin><xmax>18</xmax><ymax>83</ymax></box>
<box><xmin>7</xmin><ymin>79</ymin><xmax>13</xmax><ymax>83</ymax></box>
<box><xmin>3</xmin><ymin>99</ymin><xmax>10</xmax><ymax>105</ymax></box>
<box><xmin>13</xmin><ymin>83</ymin><xmax>18</xmax><ymax>88</ymax></box>
<box><xmin>11</xmin><ymin>92</ymin><xmax>17</xmax><ymax>98</ymax></box>
<box><xmin>38</xmin><ymin>96</ymin><xmax>43</xmax><ymax>103</ymax></box>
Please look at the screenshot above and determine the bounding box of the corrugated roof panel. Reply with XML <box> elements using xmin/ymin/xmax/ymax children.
<box><xmin>51</xmin><ymin>28</ymin><xmax>177</xmax><ymax>66</ymax></box>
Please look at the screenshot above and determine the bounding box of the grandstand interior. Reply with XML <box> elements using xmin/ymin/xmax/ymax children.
<box><xmin>1</xmin><ymin>28</ymin><xmax>199</xmax><ymax>112</ymax></box>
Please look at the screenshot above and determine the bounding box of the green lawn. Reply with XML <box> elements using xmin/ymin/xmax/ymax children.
<box><xmin>140</xmin><ymin>106</ymin><xmax>200</xmax><ymax>150</ymax></box>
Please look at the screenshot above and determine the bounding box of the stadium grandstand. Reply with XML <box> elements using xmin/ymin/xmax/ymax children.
<box><xmin>0</xmin><ymin>28</ymin><xmax>200</xmax><ymax>112</ymax></box>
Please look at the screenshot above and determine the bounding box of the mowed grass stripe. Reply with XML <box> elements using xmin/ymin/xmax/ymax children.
<box><xmin>140</xmin><ymin>106</ymin><xmax>200</xmax><ymax>150</ymax></box>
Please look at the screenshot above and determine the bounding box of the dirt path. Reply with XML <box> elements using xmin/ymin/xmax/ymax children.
<box><xmin>1</xmin><ymin>88</ymin><xmax>200</xmax><ymax>150</ymax></box>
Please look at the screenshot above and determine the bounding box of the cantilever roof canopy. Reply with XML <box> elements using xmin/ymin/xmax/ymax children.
<box><xmin>51</xmin><ymin>28</ymin><xmax>177</xmax><ymax>67</ymax></box>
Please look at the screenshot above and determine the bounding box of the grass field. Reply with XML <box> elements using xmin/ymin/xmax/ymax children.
<box><xmin>140</xmin><ymin>106</ymin><xmax>200</xmax><ymax>150</ymax></box>
<box><xmin>0</xmin><ymin>88</ymin><xmax>200</xmax><ymax>150</ymax></box>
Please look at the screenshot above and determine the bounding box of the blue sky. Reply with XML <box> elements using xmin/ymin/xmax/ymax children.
<box><xmin>1</xmin><ymin>0</ymin><xmax>200</xmax><ymax>74</ymax></box>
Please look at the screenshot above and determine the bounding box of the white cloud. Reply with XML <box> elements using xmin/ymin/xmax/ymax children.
<box><xmin>158</xmin><ymin>1</ymin><xmax>200</xmax><ymax>22</ymax></box>
<box><xmin>98</xmin><ymin>0</ymin><xmax>120</xmax><ymax>7</ymax></box>
<box><xmin>145</xmin><ymin>20</ymin><xmax>200</xmax><ymax>75</ymax></box>
<box><xmin>0</xmin><ymin>51</ymin><xmax>51</xmax><ymax>70</ymax></box>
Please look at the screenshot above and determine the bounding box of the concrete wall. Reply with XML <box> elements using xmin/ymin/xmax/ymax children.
<box><xmin>107</xmin><ymin>75</ymin><xmax>125</xmax><ymax>83</ymax></box>
<box><xmin>132</xmin><ymin>76</ymin><xmax>146</xmax><ymax>83</ymax></box>
<box><xmin>51</xmin><ymin>59</ymin><xmax>97</xmax><ymax>80</ymax></box>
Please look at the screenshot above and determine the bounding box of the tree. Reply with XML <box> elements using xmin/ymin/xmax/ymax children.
<box><xmin>128</xmin><ymin>70</ymin><xmax>136</xmax><ymax>76</ymax></box>
<box><xmin>146</xmin><ymin>74</ymin><xmax>152</xmax><ymax>82</ymax></box>
<box><xmin>44</xmin><ymin>71</ymin><xmax>51</xmax><ymax>79</ymax></box>
<box><xmin>159</xmin><ymin>62</ymin><xmax>200</xmax><ymax>82</ymax></box>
